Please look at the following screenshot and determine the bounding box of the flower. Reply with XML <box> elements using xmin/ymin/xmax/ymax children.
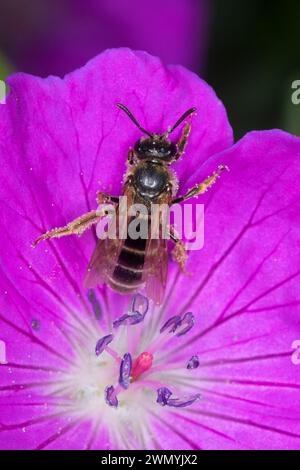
<box><xmin>0</xmin><ymin>0</ymin><xmax>209</xmax><ymax>77</ymax></box>
<box><xmin>0</xmin><ymin>48</ymin><xmax>300</xmax><ymax>450</ymax></box>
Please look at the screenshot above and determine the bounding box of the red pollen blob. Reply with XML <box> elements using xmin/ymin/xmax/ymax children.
<box><xmin>131</xmin><ymin>352</ymin><xmax>153</xmax><ymax>380</ymax></box>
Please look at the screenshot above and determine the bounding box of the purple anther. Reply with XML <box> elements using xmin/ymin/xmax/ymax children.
<box><xmin>176</xmin><ymin>312</ymin><xmax>195</xmax><ymax>337</ymax></box>
<box><xmin>113</xmin><ymin>294</ymin><xmax>149</xmax><ymax>329</ymax></box>
<box><xmin>131</xmin><ymin>293</ymin><xmax>149</xmax><ymax>317</ymax></box>
<box><xmin>167</xmin><ymin>394</ymin><xmax>201</xmax><ymax>408</ymax></box>
<box><xmin>119</xmin><ymin>352</ymin><xmax>132</xmax><ymax>389</ymax></box>
<box><xmin>160</xmin><ymin>316</ymin><xmax>182</xmax><ymax>334</ymax></box>
<box><xmin>113</xmin><ymin>314</ymin><xmax>130</xmax><ymax>328</ymax></box>
<box><xmin>187</xmin><ymin>355</ymin><xmax>200</xmax><ymax>370</ymax></box>
<box><xmin>104</xmin><ymin>385</ymin><xmax>118</xmax><ymax>408</ymax></box>
<box><xmin>113</xmin><ymin>312</ymin><xmax>144</xmax><ymax>328</ymax></box>
<box><xmin>157</xmin><ymin>387</ymin><xmax>200</xmax><ymax>408</ymax></box>
<box><xmin>156</xmin><ymin>387</ymin><xmax>173</xmax><ymax>406</ymax></box>
<box><xmin>95</xmin><ymin>334</ymin><xmax>113</xmax><ymax>356</ymax></box>
<box><xmin>129</xmin><ymin>312</ymin><xmax>145</xmax><ymax>324</ymax></box>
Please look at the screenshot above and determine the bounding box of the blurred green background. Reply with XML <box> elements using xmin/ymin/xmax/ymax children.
<box><xmin>0</xmin><ymin>0</ymin><xmax>299</xmax><ymax>138</ymax></box>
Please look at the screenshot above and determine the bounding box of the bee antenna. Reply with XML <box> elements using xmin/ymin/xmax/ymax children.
<box><xmin>164</xmin><ymin>107</ymin><xmax>197</xmax><ymax>136</ymax></box>
<box><xmin>116</xmin><ymin>103</ymin><xmax>153</xmax><ymax>138</ymax></box>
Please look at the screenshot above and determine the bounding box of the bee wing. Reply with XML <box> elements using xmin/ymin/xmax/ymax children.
<box><xmin>143</xmin><ymin>236</ymin><xmax>168</xmax><ymax>305</ymax></box>
<box><xmin>142</xmin><ymin>192</ymin><xmax>172</xmax><ymax>305</ymax></box>
<box><xmin>84</xmin><ymin>187</ymin><xmax>135</xmax><ymax>289</ymax></box>
<box><xmin>83</xmin><ymin>235</ymin><xmax>124</xmax><ymax>289</ymax></box>
<box><xmin>84</xmin><ymin>205</ymin><xmax>124</xmax><ymax>288</ymax></box>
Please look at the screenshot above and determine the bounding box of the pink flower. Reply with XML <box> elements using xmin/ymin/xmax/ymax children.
<box><xmin>0</xmin><ymin>0</ymin><xmax>209</xmax><ymax>76</ymax></box>
<box><xmin>0</xmin><ymin>49</ymin><xmax>300</xmax><ymax>450</ymax></box>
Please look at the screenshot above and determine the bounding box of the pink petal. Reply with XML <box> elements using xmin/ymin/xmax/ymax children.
<box><xmin>159</xmin><ymin>130</ymin><xmax>300</xmax><ymax>449</ymax></box>
<box><xmin>2</xmin><ymin>50</ymin><xmax>299</xmax><ymax>450</ymax></box>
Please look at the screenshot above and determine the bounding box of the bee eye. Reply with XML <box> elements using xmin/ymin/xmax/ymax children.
<box><xmin>134</xmin><ymin>141</ymin><xmax>144</xmax><ymax>154</ymax></box>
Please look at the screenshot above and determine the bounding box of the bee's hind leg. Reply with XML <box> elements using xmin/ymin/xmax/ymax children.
<box><xmin>169</xmin><ymin>226</ymin><xmax>188</xmax><ymax>272</ymax></box>
<box><xmin>32</xmin><ymin>209</ymin><xmax>106</xmax><ymax>247</ymax></box>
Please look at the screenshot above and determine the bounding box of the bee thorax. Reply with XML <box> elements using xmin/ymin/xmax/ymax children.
<box><xmin>132</xmin><ymin>163</ymin><xmax>170</xmax><ymax>199</ymax></box>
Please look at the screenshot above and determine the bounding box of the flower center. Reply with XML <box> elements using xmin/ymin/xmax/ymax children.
<box><xmin>131</xmin><ymin>351</ymin><xmax>153</xmax><ymax>381</ymax></box>
<box><xmin>96</xmin><ymin>294</ymin><xmax>201</xmax><ymax>410</ymax></box>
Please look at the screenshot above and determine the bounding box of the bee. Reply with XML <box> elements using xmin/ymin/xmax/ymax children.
<box><xmin>33</xmin><ymin>103</ymin><xmax>227</xmax><ymax>304</ymax></box>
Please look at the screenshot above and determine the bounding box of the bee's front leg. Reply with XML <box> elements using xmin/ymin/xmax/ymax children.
<box><xmin>128</xmin><ymin>148</ymin><xmax>138</xmax><ymax>165</ymax></box>
<box><xmin>96</xmin><ymin>191</ymin><xmax>119</xmax><ymax>205</ymax></box>
<box><xmin>169</xmin><ymin>226</ymin><xmax>188</xmax><ymax>272</ymax></box>
<box><xmin>174</xmin><ymin>121</ymin><xmax>192</xmax><ymax>160</ymax></box>
<box><xmin>32</xmin><ymin>208</ymin><xmax>107</xmax><ymax>247</ymax></box>
<box><xmin>172</xmin><ymin>165</ymin><xmax>229</xmax><ymax>204</ymax></box>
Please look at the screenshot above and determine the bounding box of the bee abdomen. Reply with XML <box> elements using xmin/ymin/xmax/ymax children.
<box><xmin>108</xmin><ymin>237</ymin><xmax>146</xmax><ymax>294</ymax></box>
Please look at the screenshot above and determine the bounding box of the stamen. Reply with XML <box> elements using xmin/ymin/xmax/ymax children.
<box><xmin>100</xmin><ymin>301</ymin><xmax>198</xmax><ymax>412</ymax></box>
<box><xmin>119</xmin><ymin>353</ymin><xmax>132</xmax><ymax>389</ymax></box>
<box><xmin>95</xmin><ymin>334</ymin><xmax>113</xmax><ymax>356</ymax></box>
<box><xmin>105</xmin><ymin>346</ymin><xmax>121</xmax><ymax>362</ymax></box>
<box><xmin>160</xmin><ymin>316</ymin><xmax>182</xmax><ymax>334</ymax></box>
<box><xmin>168</xmin><ymin>394</ymin><xmax>201</xmax><ymax>408</ymax></box>
<box><xmin>152</xmin><ymin>313</ymin><xmax>194</xmax><ymax>354</ymax></box>
<box><xmin>148</xmin><ymin>315</ymin><xmax>183</xmax><ymax>354</ymax></box>
<box><xmin>176</xmin><ymin>312</ymin><xmax>194</xmax><ymax>337</ymax></box>
<box><xmin>156</xmin><ymin>387</ymin><xmax>172</xmax><ymax>406</ymax></box>
<box><xmin>156</xmin><ymin>387</ymin><xmax>201</xmax><ymax>408</ymax></box>
<box><xmin>132</xmin><ymin>293</ymin><xmax>149</xmax><ymax>316</ymax></box>
<box><xmin>113</xmin><ymin>313</ymin><xmax>143</xmax><ymax>328</ymax></box>
<box><xmin>131</xmin><ymin>352</ymin><xmax>153</xmax><ymax>380</ymax></box>
<box><xmin>87</xmin><ymin>289</ymin><xmax>102</xmax><ymax>319</ymax></box>
<box><xmin>187</xmin><ymin>355</ymin><xmax>200</xmax><ymax>369</ymax></box>
<box><xmin>113</xmin><ymin>294</ymin><xmax>149</xmax><ymax>328</ymax></box>
<box><xmin>105</xmin><ymin>385</ymin><xmax>118</xmax><ymax>408</ymax></box>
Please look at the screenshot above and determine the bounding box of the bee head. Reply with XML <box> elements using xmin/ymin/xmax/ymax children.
<box><xmin>116</xmin><ymin>103</ymin><xmax>196</xmax><ymax>164</ymax></box>
<box><xmin>134</xmin><ymin>136</ymin><xmax>177</xmax><ymax>163</ymax></box>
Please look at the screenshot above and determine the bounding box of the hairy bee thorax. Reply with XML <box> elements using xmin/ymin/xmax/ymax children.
<box><xmin>124</xmin><ymin>160</ymin><xmax>178</xmax><ymax>203</ymax></box>
<box><xmin>132</xmin><ymin>162</ymin><xmax>171</xmax><ymax>200</ymax></box>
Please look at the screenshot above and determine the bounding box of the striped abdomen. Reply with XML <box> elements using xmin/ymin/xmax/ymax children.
<box><xmin>108</xmin><ymin>231</ymin><xmax>147</xmax><ymax>294</ymax></box>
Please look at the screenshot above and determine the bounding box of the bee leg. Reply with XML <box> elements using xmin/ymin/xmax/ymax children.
<box><xmin>96</xmin><ymin>191</ymin><xmax>119</xmax><ymax>205</ymax></box>
<box><xmin>172</xmin><ymin>165</ymin><xmax>229</xmax><ymax>204</ymax></box>
<box><xmin>32</xmin><ymin>209</ymin><xmax>106</xmax><ymax>247</ymax></box>
<box><xmin>174</xmin><ymin>121</ymin><xmax>192</xmax><ymax>160</ymax></box>
<box><xmin>169</xmin><ymin>226</ymin><xmax>188</xmax><ymax>272</ymax></box>
<box><xmin>128</xmin><ymin>148</ymin><xmax>137</xmax><ymax>165</ymax></box>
